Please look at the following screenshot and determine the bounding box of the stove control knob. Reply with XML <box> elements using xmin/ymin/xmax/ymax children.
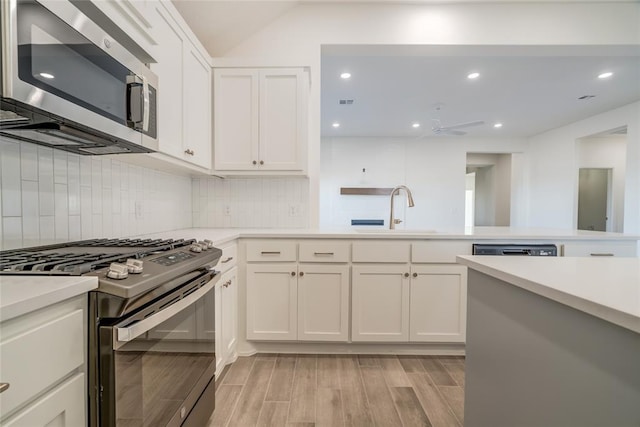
<box><xmin>197</xmin><ymin>241</ymin><xmax>209</xmax><ymax>250</ymax></box>
<box><xmin>126</xmin><ymin>259</ymin><xmax>143</xmax><ymax>274</ymax></box>
<box><xmin>107</xmin><ymin>263</ymin><xmax>129</xmax><ymax>280</ymax></box>
<box><xmin>203</xmin><ymin>239</ymin><xmax>215</xmax><ymax>249</ymax></box>
<box><xmin>190</xmin><ymin>244</ymin><xmax>202</xmax><ymax>253</ymax></box>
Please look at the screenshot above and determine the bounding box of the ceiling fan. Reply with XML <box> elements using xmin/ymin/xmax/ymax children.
<box><xmin>431</xmin><ymin>119</ymin><xmax>485</xmax><ymax>136</ymax></box>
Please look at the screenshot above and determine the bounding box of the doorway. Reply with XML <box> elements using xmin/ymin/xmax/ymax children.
<box><xmin>465</xmin><ymin>153</ymin><xmax>512</xmax><ymax>227</ymax></box>
<box><xmin>577</xmin><ymin>168</ymin><xmax>611</xmax><ymax>231</ymax></box>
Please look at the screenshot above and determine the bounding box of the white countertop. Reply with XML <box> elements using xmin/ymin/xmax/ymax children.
<box><xmin>0</xmin><ymin>276</ymin><xmax>98</xmax><ymax>322</ymax></box>
<box><xmin>457</xmin><ymin>256</ymin><xmax>640</xmax><ymax>333</ymax></box>
<box><xmin>140</xmin><ymin>226</ymin><xmax>640</xmax><ymax>242</ymax></box>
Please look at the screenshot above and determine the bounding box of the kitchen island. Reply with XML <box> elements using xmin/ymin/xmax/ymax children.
<box><xmin>457</xmin><ymin>256</ymin><xmax>640</xmax><ymax>427</ymax></box>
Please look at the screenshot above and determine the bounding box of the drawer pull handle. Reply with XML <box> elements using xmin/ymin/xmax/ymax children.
<box><xmin>0</xmin><ymin>383</ymin><xmax>9</xmax><ymax>394</ymax></box>
<box><xmin>261</xmin><ymin>251</ymin><xmax>281</xmax><ymax>255</ymax></box>
<box><xmin>221</xmin><ymin>257</ymin><xmax>234</xmax><ymax>263</ymax></box>
<box><xmin>314</xmin><ymin>252</ymin><xmax>334</xmax><ymax>256</ymax></box>
<box><xmin>590</xmin><ymin>253</ymin><xmax>614</xmax><ymax>257</ymax></box>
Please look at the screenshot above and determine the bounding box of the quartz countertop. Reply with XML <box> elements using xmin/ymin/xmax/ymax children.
<box><xmin>0</xmin><ymin>276</ymin><xmax>98</xmax><ymax>322</ymax></box>
<box><xmin>457</xmin><ymin>255</ymin><xmax>640</xmax><ymax>333</ymax></box>
<box><xmin>140</xmin><ymin>226</ymin><xmax>640</xmax><ymax>242</ymax></box>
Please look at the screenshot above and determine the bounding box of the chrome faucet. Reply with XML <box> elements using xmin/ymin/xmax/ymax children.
<box><xmin>389</xmin><ymin>185</ymin><xmax>415</xmax><ymax>229</ymax></box>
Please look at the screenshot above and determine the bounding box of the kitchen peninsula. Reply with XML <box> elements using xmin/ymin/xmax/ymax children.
<box><xmin>457</xmin><ymin>255</ymin><xmax>640</xmax><ymax>427</ymax></box>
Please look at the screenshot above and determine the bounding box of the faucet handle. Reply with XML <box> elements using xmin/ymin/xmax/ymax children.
<box><xmin>393</xmin><ymin>219</ymin><xmax>403</xmax><ymax>225</ymax></box>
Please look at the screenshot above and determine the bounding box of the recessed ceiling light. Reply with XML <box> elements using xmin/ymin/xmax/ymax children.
<box><xmin>412</xmin><ymin>123</ymin><xmax>420</xmax><ymax>128</ymax></box>
<box><xmin>340</xmin><ymin>72</ymin><xmax>351</xmax><ymax>79</ymax></box>
<box><xmin>332</xmin><ymin>122</ymin><xmax>340</xmax><ymax>128</ymax></box>
<box><xmin>39</xmin><ymin>72</ymin><xmax>54</xmax><ymax>79</ymax></box>
<box><xmin>494</xmin><ymin>123</ymin><xmax>503</xmax><ymax>128</ymax></box>
<box><xmin>598</xmin><ymin>72</ymin><xmax>613</xmax><ymax>79</ymax></box>
<box><xmin>467</xmin><ymin>72</ymin><xmax>480</xmax><ymax>79</ymax></box>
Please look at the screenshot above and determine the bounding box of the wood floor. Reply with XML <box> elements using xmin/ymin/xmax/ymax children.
<box><xmin>208</xmin><ymin>354</ymin><xmax>465</xmax><ymax>427</ymax></box>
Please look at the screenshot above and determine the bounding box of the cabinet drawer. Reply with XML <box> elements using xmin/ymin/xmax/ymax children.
<box><xmin>246</xmin><ymin>240</ymin><xmax>297</xmax><ymax>262</ymax></box>
<box><xmin>352</xmin><ymin>241</ymin><xmax>410</xmax><ymax>263</ymax></box>
<box><xmin>218</xmin><ymin>243</ymin><xmax>238</xmax><ymax>272</ymax></box>
<box><xmin>0</xmin><ymin>309</ymin><xmax>84</xmax><ymax>417</ymax></box>
<box><xmin>299</xmin><ymin>241</ymin><xmax>350</xmax><ymax>263</ymax></box>
<box><xmin>561</xmin><ymin>241</ymin><xmax>637</xmax><ymax>257</ymax></box>
<box><xmin>3</xmin><ymin>373</ymin><xmax>85</xmax><ymax>427</ymax></box>
<box><xmin>412</xmin><ymin>241</ymin><xmax>472</xmax><ymax>263</ymax></box>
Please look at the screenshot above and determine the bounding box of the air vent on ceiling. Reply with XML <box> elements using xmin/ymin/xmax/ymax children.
<box><xmin>339</xmin><ymin>99</ymin><xmax>354</xmax><ymax>105</ymax></box>
<box><xmin>578</xmin><ymin>95</ymin><xmax>596</xmax><ymax>100</ymax></box>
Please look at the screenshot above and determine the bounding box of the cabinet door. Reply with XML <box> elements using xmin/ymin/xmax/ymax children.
<box><xmin>298</xmin><ymin>264</ymin><xmax>350</xmax><ymax>342</ymax></box>
<box><xmin>149</xmin><ymin>5</ymin><xmax>184</xmax><ymax>159</ymax></box>
<box><xmin>352</xmin><ymin>265</ymin><xmax>410</xmax><ymax>342</ymax></box>
<box><xmin>258</xmin><ymin>69</ymin><xmax>307</xmax><ymax>171</ymax></box>
<box><xmin>409</xmin><ymin>265</ymin><xmax>467</xmax><ymax>342</ymax></box>
<box><xmin>213</xmin><ymin>69</ymin><xmax>259</xmax><ymax>170</ymax></box>
<box><xmin>221</xmin><ymin>267</ymin><xmax>238</xmax><ymax>359</ymax></box>
<box><xmin>246</xmin><ymin>263</ymin><xmax>298</xmax><ymax>340</ymax></box>
<box><xmin>183</xmin><ymin>46</ymin><xmax>212</xmax><ymax>168</ymax></box>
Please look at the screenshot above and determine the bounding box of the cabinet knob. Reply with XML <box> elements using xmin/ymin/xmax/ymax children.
<box><xmin>259</xmin><ymin>160</ymin><xmax>264</xmax><ymax>165</ymax></box>
<box><xmin>253</xmin><ymin>160</ymin><xmax>257</xmax><ymax>165</ymax></box>
<box><xmin>404</xmin><ymin>272</ymin><xmax>410</xmax><ymax>278</ymax></box>
<box><xmin>299</xmin><ymin>271</ymin><xmax>304</xmax><ymax>277</ymax></box>
<box><xmin>291</xmin><ymin>271</ymin><xmax>296</xmax><ymax>276</ymax></box>
<box><xmin>412</xmin><ymin>272</ymin><xmax>418</xmax><ymax>278</ymax></box>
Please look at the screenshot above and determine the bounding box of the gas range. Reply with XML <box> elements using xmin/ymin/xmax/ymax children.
<box><xmin>0</xmin><ymin>238</ymin><xmax>222</xmax><ymax>298</ymax></box>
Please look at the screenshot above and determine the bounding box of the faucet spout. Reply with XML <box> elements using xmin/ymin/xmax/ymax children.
<box><xmin>389</xmin><ymin>185</ymin><xmax>415</xmax><ymax>229</ymax></box>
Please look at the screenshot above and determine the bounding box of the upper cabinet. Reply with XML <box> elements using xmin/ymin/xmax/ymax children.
<box><xmin>213</xmin><ymin>68</ymin><xmax>308</xmax><ymax>175</ymax></box>
<box><xmin>149</xmin><ymin>2</ymin><xmax>212</xmax><ymax>169</ymax></box>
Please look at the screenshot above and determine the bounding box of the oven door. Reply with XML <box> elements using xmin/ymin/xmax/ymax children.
<box><xmin>98</xmin><ymin>272</ymin><xmax>218</xmax><ymax>427</ymax></box>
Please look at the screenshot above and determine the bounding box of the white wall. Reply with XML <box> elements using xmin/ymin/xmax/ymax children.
<box><xmin>577</xmin><ymin>136</ymin><xmax>627</xmax><ymax>232</ymax></box>
<box><xmin>0</xmin><ymin>139</ymin><xmax>192</xmax><ymax>249</ymax></box>
<box><xmin>527</xmin><ymin>101</ymin><xmax>640</xmax><ymax>234</ymax></box>
<box><xmin>320</xmin><ymin>136</ymin><xmax>526</xmax><ymax>229</ymax></box>
<box><xmin>192</xmin><ymin>176</ymin><xmax>309</xmax><ymax>228</ymax></box>
<box><xmin>217</xmin><ymin>1</ymin><xmax>640</xmax><ymax>229</ymax></box>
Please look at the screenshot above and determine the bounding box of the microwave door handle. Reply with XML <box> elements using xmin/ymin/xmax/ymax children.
<box><xmin>141</xmin><ymin>76</ymin><xmax>150</xmax><ymax>132</ymax></box>
<box><xmin>113</xmin><ymin>276</ymin><xmax>217</xmax><ymax>349</ymax></box>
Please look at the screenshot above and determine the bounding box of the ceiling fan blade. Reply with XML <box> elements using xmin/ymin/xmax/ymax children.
<box><xmin>440</xmin><ymin>120</ymin><xmax>485</xmax><ymax>131</ymax></box>
<box><xmin>444</xmin><ymin>130</ymin><xmax>467</xmax><ymax>136</ymax></box>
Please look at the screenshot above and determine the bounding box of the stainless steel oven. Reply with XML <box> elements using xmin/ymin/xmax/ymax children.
<box><xmin>1</xmin><ymin>0</ymin><xmax>158</xmax><ymax>155</ymax></box>
<box><xmin>0</xmin><ymin>238</ymin><xmax>222</xmax><ymax>427</ymax></box>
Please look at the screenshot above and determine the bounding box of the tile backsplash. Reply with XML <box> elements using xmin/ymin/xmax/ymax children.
<box><xmin>192</xmin><ymin>176</ymin><xmax>309</xmax><ymax>228</ymax></box>
<box><xmin>1</xmin><ymin>138</ymin><xmax>192</xmax><ymax>249</ymax></box>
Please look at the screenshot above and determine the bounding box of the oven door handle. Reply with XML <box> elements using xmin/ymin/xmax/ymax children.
<box><xmin>114</xmin><ymin>276</ymin><xmax>217</xmax><ymax>347</ymax></box>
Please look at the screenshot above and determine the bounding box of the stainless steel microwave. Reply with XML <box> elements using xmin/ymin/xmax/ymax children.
<box><xmin>0</xmin><ymin>0</ymin><xmax>158</xmax><ymax>155</ymax></box>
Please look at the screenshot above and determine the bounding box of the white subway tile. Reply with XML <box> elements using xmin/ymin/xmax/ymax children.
<box><xmin>102</xmin><ymin>159</ymin><xmax>112</xmax><ymax>188</ymax></box>
<box><xmin>22</xmin><ymin>180</ymin><xmax>39</xmax><ymax>218</ymax></box>
<box><xmin>80</xmin><ymin>186</ymin><xmax>92</xmax><ymax>238</ymax></box>
<box><xmin>3</xmin><ymin>217</ymin><xmax>23</xmax><ymax>249</ymax></box>
<box><xmin>91</xmin><ymin>158</ymin><xmax>102</xmax><ymax>214</ymax></box>
<box><xmin>111</xmin><ymin>161</ymin><xmax>121</xmax><ymax>191</ymax></box>
<box><xmin>53</xmin><ymin>150</ymin><xmax>67</xmax><ymax>184</ymax></box>
<box><xmin>39</xmin><ymin>216</ymin><xmax>55</xmax><ymax>245</ymax></box>
<box><xmin>38</xmin><ymin>147</ymin><xmax>54</xmax><ymax>216</ymax></box>
<box><xmin>22</xmin><ymin>215</ymin><xmax>39</xmax><ymax>247</ymax></box>
<box><xmin>80</xmin><ymin>156</ymin><xmax>91</xmax><ymax>185</ymax></box>
<box><xmin>68</xmin><ymin>156</ymin><xmax>81</xmax><ymax>216</ymax></box>
<box><xmin>68</xmin><ymin>215</ymin><xmax>81</xmax><ymax>241</ymax></box>
<box><xmin>1</xmin><ymin>139</ymin><xmax>22</xmax><ymax>217</ymax></box>
<box><xmin>54</xmin><ymin>183</ymin><xmax>69</xmax><ymax>241</ymax></box>
<box><xmin>92</xmin><ymin>214</ymin><xmax>103</xmax><ymax>237</ymax></box>
<box><xmin>20</xmin><ymin>143</ymin><xmax>38</xmax><ymax>181</ymax></box>
<box><xmin>102</xmin><ymin>211</ymin><xmax>113</xmax><ymax>238</ymax></box>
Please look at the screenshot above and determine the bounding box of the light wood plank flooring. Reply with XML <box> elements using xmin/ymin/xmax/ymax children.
<box><xmin>208</xmin><ymin>354</ymin><xmax>465</xmax><ymax>427</ymax></box>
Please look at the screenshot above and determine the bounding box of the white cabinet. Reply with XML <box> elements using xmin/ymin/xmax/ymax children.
<box><xmin>351</xmin><ymin>265</ymin><xmax>410</xmax><ymax>342</ymax></box>
<box><xmin>409</xmin><ymin>265</ymin><xmax>467</xmax><ymax>342</ymax></box>
<box><xmin>150</xmin><ymin>3</ymin><xmax>211</xmax><ymax>169</ymax></box>
<box><xmin>298</xmin><ymin>264</ymin><xmax>350</xmax><ymax>341</ymax></box>
<box><xmin>0</xmin><ymin>296</ymin><xmax>87</xmax><ymax>426</ymax></box>
<box><xmin>215</xmin><ymin>266</ymin><xmax>238</xmax><ymax>375</ymax></box>
<box><xmin>213</xmin><ymin>68</ymin><xmax>308</xmax><ymax>173</ymax></box>
<box><xmin>561</xmin><ymin>240</ymin><xmax>637</xmax><ymax>257</ymax></box>
<box><xmin>246</xmin><ymin>263</ymin><xmax>298</xmax><ymax>340</ymax></box>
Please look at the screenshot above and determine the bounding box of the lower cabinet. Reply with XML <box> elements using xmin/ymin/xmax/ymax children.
<box><xmin>246</xmin><ymin>263</ymin><xmax>350</xmax><ymax>341</ymax></box>
<box><xmin>409</xmin><ymin>265</ymin><xmax>467</xmax><ymax>342</ymax></box>
<box><xmin>351</xmin><ymin>264</ymin><xmax>467</xmax><ymax>343</ymax></box>
<box><xmin>351</xmin><ymin>265</ymin><xmax>410</xmax><ymax>342</ymax></box>
<box><xmin>246</xmin><ymin>263</ymin><xmax>298</xmax><ymax>340</ymax></box>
